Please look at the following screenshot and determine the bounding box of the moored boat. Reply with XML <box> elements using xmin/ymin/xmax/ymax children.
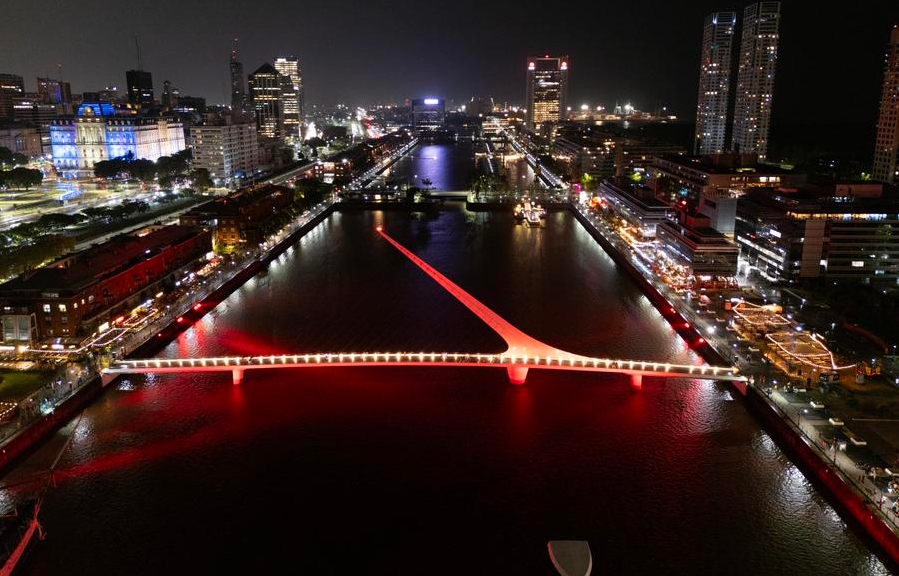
<box><xmin>547</xmin><ymin>540</ymin><xmax>592</xmax><ymax>576</ymax></box>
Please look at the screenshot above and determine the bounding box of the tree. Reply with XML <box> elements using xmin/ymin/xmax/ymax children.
<box><xmin>1</xmin><ymin>167</ymin><xmax>43</xmax><ymax>189</ymax></box>
<box><xmin>128</xmin><ymin>159</ymin><xmax>157</xmax><ymax>183</ymax></box>
<box><xmin>0</xmin><ymin>147</ymin><xmax>27</xmax><ymax>168</ymax></box>
<box><xmin>189</xmin><ymin>168</ymin><xmax>213</xmax><ymax>192</ymax></box>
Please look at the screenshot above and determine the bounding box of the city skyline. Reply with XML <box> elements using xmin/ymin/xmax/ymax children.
<box><xmin>2</xmin><ymin>0</ymin><xmax>895</xmax><ymax>124</ymax></box>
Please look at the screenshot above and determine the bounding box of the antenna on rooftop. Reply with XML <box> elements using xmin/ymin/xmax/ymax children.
<box><xmin>135</xmin><ymin>34</ymin><xmax>143</xmax><ymax>71</ymax></box>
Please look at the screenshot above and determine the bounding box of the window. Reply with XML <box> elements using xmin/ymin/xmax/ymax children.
<box><xmin>42</xmin><ymin>304</ymin><xmax>51</xmax><ymax>313</ymax></box>
<box><xmin>58</xmin><ymin>304</ymin><xmax>67</xmax><ymax>313</ymax></box>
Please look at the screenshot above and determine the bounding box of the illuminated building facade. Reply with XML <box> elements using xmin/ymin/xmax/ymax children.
<box><xmin>191</xmin><ymin>118</ymin><xmax>260</xmax><ymax>187</ymax></box>
<box><xmin>248</xmin><ymin>63</ymin><xmax>283</xmax><ymax>138</ymax></box>
<box><xmin>647</xmin><ymin>153</ymin><xmax>800</xmax><ymax>206</ymax></box>
<box><xmin>734</xmin><ymin>183</ymin><xmax>899</xmax><ymax>283</ymax></box>
<box><xmin>126</xmin><ymin>69</ymin><xmax>155</xmax><ymax>108</ymax></box>
<box><xmin>274</xmin><ymin>56</ymin><xmax>302</xmax><ymax>139</ymax></box>
<box><xmin>873</xmin><ymin>25</ymin><xmax>899</xmax><ymax>185</ymax></box>
<box><xmin>525</xmin><ymin>55</ymin><xmax>569</xmax><ymax>134</ymax></box>
<box><xmin>694</xmin><ymin>11</ymin><xmax>737</xmax><ymax>155</ymax></box>
<box><xmin>731</xmin><ymin>2</ymin><xmax>780</xmax><ymax>160</ymax></box>
<box><xmin>598</xmin><ymin>177</ymin><xmax>676</xmax><ymax>239</ymax></box>
<box><xmin>0</xmin><ymin>225</ymin><xmax>211</xmax><ymax>343</ymax></box>
<box><xmin>411</xmin><ymin>98</ymin><xmax>445</xmax><ymax>131</ymax></box>
<box><xmin>50</xmin><ymin>102</ymin><xmax>186</xmax><ymax>177</ymax></box>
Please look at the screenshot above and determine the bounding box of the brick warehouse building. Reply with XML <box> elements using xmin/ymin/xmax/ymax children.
<box><xmin>0</xmin><ymin>225</ymin><xmax>211</xmax><ymax>345</ymax></box>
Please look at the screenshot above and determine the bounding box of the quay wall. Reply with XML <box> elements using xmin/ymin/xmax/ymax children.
<box><xmin>569</xmin><ymin>205</ymin><xmax>899</xmax><ymax>572</ymax></box>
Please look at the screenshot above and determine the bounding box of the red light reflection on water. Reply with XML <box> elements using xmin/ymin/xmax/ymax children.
<box><xmin>50</xmin><ymin>379</ymin><xmax>249</xmax><ymax>484</ymax></box>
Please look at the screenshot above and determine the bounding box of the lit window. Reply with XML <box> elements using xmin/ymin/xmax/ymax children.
<box><xmin>43</xmin><ymin>304</ymin><xmax>51</xmax><ymax>313</ymax></box>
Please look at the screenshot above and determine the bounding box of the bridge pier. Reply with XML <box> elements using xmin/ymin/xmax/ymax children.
<box><xmin>232</xmin><ymin>369</ymin><xmax>244</xmax><ymax>385</ymax></box>
<box><xmin>507</xmin><ymin>366</ymin><xmax>528</xmax><ymax>385</ymax></box>
<box><xmin>630</xmin><ymin>374</ymin><xmax>642</xmax><ymax>389</ymax></box>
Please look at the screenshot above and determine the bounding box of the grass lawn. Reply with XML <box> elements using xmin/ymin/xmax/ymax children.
<box><xmin>0</xmin><ymin>369</ymin><xmax>55</xmax><ymax>403</ymax></box>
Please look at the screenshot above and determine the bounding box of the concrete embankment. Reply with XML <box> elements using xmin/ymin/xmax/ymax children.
<box><xmin>569</xmin><ymin>206</ymin><xmax>899</xmax><ymax>571</ymax></box>
<box><xmin>744</xmin><ymin>385</ymin><xmax>899</xmax><ymax>573</ymax></box>
<box><xmin>0</xmin><ymin>375</ymin><xmax>105</xmax><ymax>473</ymax></box>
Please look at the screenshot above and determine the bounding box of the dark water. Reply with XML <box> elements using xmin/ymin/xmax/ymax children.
<box><xmin>2</xmin><ymin>145</ymin><xmax>892</xmax><ymax>575</ymax></box>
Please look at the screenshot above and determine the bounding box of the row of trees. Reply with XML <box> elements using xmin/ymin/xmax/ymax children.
<box><xmin>0</xmin><ymin>166</ymin><xmax>43</xmax><ymax>190</ymax></box>
<box><xmin>0</xmin><ymin>147</ymin><xmax>28</xmax><ymax>168</ymax></box>
<box><xmin>93</xmin><ymin>150</ymin><xmax>212</xmax><ymax>192</ymax></box>
<box><xmin>0</xmin><ymin>199</ymin><xmax>158</xmax><ymax>283</ymax></box>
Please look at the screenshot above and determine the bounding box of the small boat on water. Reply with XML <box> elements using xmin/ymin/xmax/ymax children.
<box><xmin>547</xmin><ymin>540</ymin><xmax>592</xmax><ymax>576</ymax></box>
<box><xmin>514</xmin><ymin>197</ymin><xmax>546</xmax><ymax>228</ymax></box>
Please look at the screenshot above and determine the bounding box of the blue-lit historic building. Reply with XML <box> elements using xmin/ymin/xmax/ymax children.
<box><xmin>49</xmin><ymin>102</ymin><xmax>186</xmax><ymax>178</ymax></box>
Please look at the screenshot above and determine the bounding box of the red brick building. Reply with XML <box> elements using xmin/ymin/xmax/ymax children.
<box><xmin>0</xmin><ymin>225</ymin><xmax>211</xmax><ymax>344</ymax></box>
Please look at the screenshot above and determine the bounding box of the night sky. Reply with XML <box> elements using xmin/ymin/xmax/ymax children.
<box><xmin>2</xmin><ymin>1</ymin><xmax>897</xmax><ymax>125</ymax></box>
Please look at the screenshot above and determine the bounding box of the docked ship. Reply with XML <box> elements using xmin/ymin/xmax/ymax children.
<box><xmin>513</xmin><ymin>197</ymin><xmax>546</xmax><ymax>228</ymax></box>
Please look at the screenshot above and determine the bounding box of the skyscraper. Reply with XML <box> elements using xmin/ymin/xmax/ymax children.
<box><xmin>36</xmin><ymin>77</ymin><xmax>72</xmax><ymax>105</ymax></box>
<box><xmin>731</xmin><ymin>1</ymin><xmax>781</xmax><ymax>160</ymax></box>
<box><xmin>694</xmin><ymin>12</ymin><xmax>737</xmax><ymax>156</ymax></box>
<box><xmin>230</xmin><ymin>39</ymin><xmax>247</xmax><ymax>111</ymax></box>
<box><xmin>274</xmin><ymin>56</ymin><xmax>302</xmax><ymax>139</ymax></box>
<box><xmin>873</xmin><ymin>24</ymin><xmax>899</xmax><ymax>185</ymax></box>
<box><xmin>126</xmin><ymin>69</ymin><xmax>154</xmax><ymax>108</ymax></box>
<box><xmin>0</xmin><ymin>74</ymin><xmax>25</xmax><ymax>121</ymax></box>
<box><xmin>248</xmin><ymin>63</ymin><xmax>282</xmax><ymax>138</ymax></box>
<box><xmin>525</xmin><ymin>55</ymin><xmax>569</xmax><ymax>134</ymax></box>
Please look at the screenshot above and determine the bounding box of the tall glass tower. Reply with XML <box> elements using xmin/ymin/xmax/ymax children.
<box><xmin>248</xmin><ymin>63</ymin><xmax>282</xmax><ymax>138</ymax></box>
<box><xmin>274</xmin><ymin>56</ymin><xmax>302</xmax><ymax>139</ymax></box>
<box><xmin>525</xmin><ymin>55</ymin><xmax>569</xmax><ymax>134</ymax></box>
<box><xmin>731</xmin><ymin>1</ymin><xmax>781</xmax><ymax>160</ymax></box>
<box><xmin>230</xmin><ymin>39</ymin><xmax>247</xmax><ymax>111</ymax></box>
<box><xmin>873</xmin><ymin>25</ymin><xmax>899</xmax><ymax>185</ymax></box>
<box><xmin>694</xmin><ymin>12</ymin><xmax>737</xmax><ymax>156</ymax></box>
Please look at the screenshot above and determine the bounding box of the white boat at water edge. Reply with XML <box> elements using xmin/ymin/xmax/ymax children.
<box><xmin>548</xmin><ymin>540</ymin><xmax>592</xmax><ymax>576</ymax></box>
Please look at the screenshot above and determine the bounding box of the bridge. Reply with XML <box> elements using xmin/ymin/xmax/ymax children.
<box><xmin>103</xmin><ymin>227</ymin><xmax>745</xmax><ymax>387</ymax></box>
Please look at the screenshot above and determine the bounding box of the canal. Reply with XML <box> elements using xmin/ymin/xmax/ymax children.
<box><xmin>2</xmin><ymin>142</ymin><xmax>891</xmax><ymax>575</ymax></box>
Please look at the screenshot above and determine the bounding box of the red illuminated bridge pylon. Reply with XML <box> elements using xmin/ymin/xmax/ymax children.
<box><xmin>102</xmin><ymin>228</ymin><xmax>746</xmax><ymax>387</ymax></box>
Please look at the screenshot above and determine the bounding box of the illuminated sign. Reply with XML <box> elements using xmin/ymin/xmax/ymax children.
<box><xmin>423</xmin><ymin>98</ymin><xmax>439</xmax><ymax>105</ymax></box>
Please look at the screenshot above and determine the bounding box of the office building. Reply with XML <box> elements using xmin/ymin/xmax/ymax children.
<box><xmin>735</xmin><ymin>183</ymin><xmax>899</xmax><ymax>284</ymax></box>
<box><xmin>411</xmin><ymin>98</ymin><xmax>445</xmax><ymax>131</ymax></box>
<box><xmin>247</xmin><ymin>63</ymin><xmax>283</xmax><ymax>138</ymax></box>
<box><xmin>731</xmin><ymin>2</ymin><xmax>780</xmax><ymax>160</ymax></box>
<box><xmin>873</xmin><ymin>24</ymin><xmax>899</xmax><ymax>185</ymax></box>
<box><xmin>230</xmin><ymin>40</ymin><xmax>248</xmax><ymax>111</ymax></box>
<box><xmin>0</xmin><ymin>74</ymin><xmax>25</xmax><ymax>121</ymax></box>
<box><xmin>191</xmin><ymin>114</ymin><xmax>260</xmax><ymax>188</ymax></box>
<box><xmin>694</xmin><ymin>12</ymin><xmax>737</xmax><ymax>155</ymax></box>
<box><xmin>525</xmin><ymin>55</ymin><xmax>569</xmax><ymax>134</ymax></box>
<box><xmin>273</xmin><ymin>56</ymin><xmax>302</xmax><ymax>139</ymax></box>
<box><xmin>36</xmin><ymin>77</ymin><xmax>72</xmax><ymax>105</ymax></box>
<box><xmin>125</xmin><ymin>69</ymin><xmax>154</xmax><ymax>108</ymax></box>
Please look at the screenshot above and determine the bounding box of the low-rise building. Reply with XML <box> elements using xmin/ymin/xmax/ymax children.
<box><xmin>598</xmin><ymin>177</ymin><xmax>676</xmax><ymax>239</ymax></box>
<box><xmin>0</xmin><ymin>225</ymin><xmax>211</xmax><ymax>344</ymax></box>
<box><xmin>735</xmin><ymin>183</ymin><xmax>899</xmax><ymax>284</ymax></box>
<box><xmin>179</xmin><ymin>184</ymin><xmax>294</xmax><ymax>252</ymax></box>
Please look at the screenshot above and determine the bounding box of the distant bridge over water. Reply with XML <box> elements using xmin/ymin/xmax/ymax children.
<box><xmin>103</xmin><ymin>228</ymin><xmax>745</xmax><ymax>387</ymax></box>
